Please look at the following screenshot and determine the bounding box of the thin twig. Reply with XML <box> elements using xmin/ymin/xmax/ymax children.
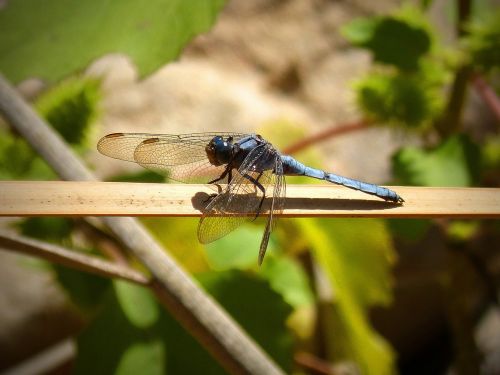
<box><xmin>0</xmin><ymin>229</ymin><xmax>149</xmax><ymax>285</ymax></box>
<box><xmin>0</xmin><ymin>73</ymin><xmax>285</xmax><ymax>375</ymax></box>
<box><xmin>74</xmin><ymin>218</ymin><xmax>130</xmax><ymax>266</ymax></box>
<box><xmin>282</xmin><ymin>120</ymin><xmax>369</xmax><ymax>155</ymax></box>
<box><xmin>294</xmin><ymin>352</ymin><xmax>334</xmax><ymax>375</ymax></box>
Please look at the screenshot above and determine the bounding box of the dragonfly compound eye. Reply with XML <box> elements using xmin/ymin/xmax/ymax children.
<box><xmin>205</xmin><ymin>136</ymin><xmax>232</xmax><ymax>166</ymax></box>
<box><xmin>205</xmin><ymin>142</ymin><xmax>218</xmax><ymax>165</ymax></box>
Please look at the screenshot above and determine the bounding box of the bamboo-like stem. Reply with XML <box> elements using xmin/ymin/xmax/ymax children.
<box><xmin>0</xmin><ymin>73</ymin><xmax>284</xmax><ymax>375</ymax></box>
<box><xmin>0</xmin><ymin>181</ymin><xmax>498</xmax><ymax>218</ymax></box>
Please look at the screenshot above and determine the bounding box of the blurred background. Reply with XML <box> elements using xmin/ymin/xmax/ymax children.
<box><xmin>0</xmin><ymin>0</ymin><xmax>499</xmax><ymax>374</ymax></box>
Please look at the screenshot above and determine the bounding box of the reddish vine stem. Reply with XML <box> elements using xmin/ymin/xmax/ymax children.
<box><xmin>282</xmin><ymin>119</ymin><xmax>370</xmax><ymax>155</ymax></box>
<box><xmin>471</xmin><ymin>73</ymin><xmax>500</xmax><ymax>123</ymax></box>
<box><xmin>294</xmin><ymin>352</ymin><xmax>335</xmax><ymax>375</ymax></box>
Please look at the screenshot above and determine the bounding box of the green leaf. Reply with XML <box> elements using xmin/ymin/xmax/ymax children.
<box><xmin>151</xmin><ymin>270</ymin><xmax>294</xmax><ymax>374</ymax></box>
<box><xmin>393</xmin><ymin>134</ymin><xmax>481</xmax><ymax>186</ymax></box>
<box><xmin>0</xmin><ymin>77</ymin><xmax>100</xmax><ymax>179</ymax></box>
<box><xmin>355</xmin><ymin>72</ymin><xmax>442</xmax><ymax>127</ymax></box>
<box><xmin>260</xmin><ymin>256</ymin><xmax>314</xmax><ymax>309</ymax></box>
<box><xmin>35</xmin><ymin>78</ymin><xmax>101</xmax><ymax>146</ymax></box>
<box><xmin>18</xmin><ymin>217</ymin><xmax>73</xmax><ymax>242</ymax></box>
<box><xmin>0</xmin><ymin>133</ymin><xmax>57</xmax><ymax>180</ymax></box>
<box><xmin>143</xmin><ymin>217</ymin><xmax>209</xmax><ymax>271</ymax></box>
<box><xmin>341</xmin><ymin>18</ymin><xmax>378</xmax><ymax>46</ymax></box>
<box><xmin>194</xmin><ymin>271</ymin><xmax>294</xmax><ymax>372</ymax></box>
<box><xmin>17</xmin><ymin>217</ymin><xmax>112</xmax><ymax>309</ymax></box>
<box><xmin>115</xmin><ymin>280</ymin><xmax>159</xmax><ymax>328</ymax></box>
<box><xmin>75</xmin><ymin>288</ymin><xmax>166</xmax><ymax>375</ymax></box>
<box><xmin>343</xmin><ymin>16</ymin><xmax>431</xmax><ymax>71</ymax></box>
<box><xmin>387</xmin><ymin>219</ymin><xmax>431</xmax><ymax>243</ymax></box>
<box><xmin>75</xmin><ymin>271</ymin><xmax>293</xmax><ymax>374</ymax></box>
<box><xmin>0</xmin><ymin>0</ymin><xmax>227</xmax><ymax>83</ymax></box>
<box><xmin>464</xmin><ymin>10</ymin><xmax>500</xmax><ymax>72</ymax></box>
<box><xmin>56</xmin><ymin>264</ymin><xmax>111</xmax><ymax>309</ymax></box>
<box><xmin>204</xmin><ymin>225</ymin><xmax>271</xmax><ymax>270</ymax></box>
<box><xmin>446</xmin><ymin>220</ymin><xmax>480</xmax><ymax>242</ymax></box>
<box><xmin>115</xmin><ymin>340</ymin><xmax>164</xmax><ymax>375</ymax></box>
<box><xmin>300</xmin><ymin>218</ymin><xmax>396</xmax><ymax>374</ymax></box>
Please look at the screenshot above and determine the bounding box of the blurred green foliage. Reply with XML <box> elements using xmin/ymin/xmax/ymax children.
<box><xmin>343</xmin><ymin>6</ymin><xmax>449</xmax><ymax>129</ymax></box>
<box><xmin>464</xmin><ymin>10</ymin><xmax>500</xmax><ymax>72</ymax></box>
<box><xmin>343</xmin><ymin>17</ymin><xmax>431</xmax><ymax>72</ymax></box>
<box><xmin>36</xmin><ymin>78</ymin><xmax>101</xmax><ymax>147</ymax></box>
<box><xmin>301</xmin><ymin>218</ymin><xmax>396</xmax><ymax>374</ymax></box>
<box><xmin>354</xmin><ymin>72</ymin><xmax>443</xmax><ymax>128</ymax></box>
<box><xmin>0</xmin><ymin>0</ymin><xmax>226</xmax><ymax>83</ymax></box>
<box><xmin>1</xmin><ymin>0</ymin><xmax>499</xmax><ymax>374</ymax></box>
<box><xmin>0</xmin><ymin>77</ymin><xmax>100</xmax><ymax>180</ymax></box>
<box><xmin>393</xmin><ymin>134</ymin><xmax>481</xmax><ymax>186</ymax></box>
<box><xmin>74</xmin><ymin>273</ymin><xmax>294</xmax><ymax>374</ymax></box>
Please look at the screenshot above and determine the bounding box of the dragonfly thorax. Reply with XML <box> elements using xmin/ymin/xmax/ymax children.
<box><xmin>205</xmin><ymin>136</ymin><xmax>234</xmax><ymax>166</ymax></box>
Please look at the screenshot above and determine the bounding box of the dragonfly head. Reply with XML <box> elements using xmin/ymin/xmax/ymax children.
<box><xmin>206</xmin><ymin>136</ymin><xmax>233</xmax><ymax>166</ymax></box>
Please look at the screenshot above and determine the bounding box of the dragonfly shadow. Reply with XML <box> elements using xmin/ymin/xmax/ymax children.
<box><xmin>192</xmin><ymin>191</ymin><xmax>263</xmax><ymax>215</ymax></box>
<box><xmin>191</xmin><ymin>191</ymin><xmax>401</xmax><ymax>215</ymax></box>
<box><xmin>283</xmin><ymin>196</ymin><xmax>401</xmax><ymax>212</ymax></box>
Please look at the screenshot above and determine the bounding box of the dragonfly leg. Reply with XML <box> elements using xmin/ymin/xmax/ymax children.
<box><xmin>208</xmin><ymin>164</ymin><xmax>232</xmax><ymax>184</ymax></box>
<box><xmin>242</xmin><ymin>172</ymin><xmax>265</xmax><ymax>220</ymax></box>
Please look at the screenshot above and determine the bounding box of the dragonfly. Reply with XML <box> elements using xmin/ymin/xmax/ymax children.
<box><xmin>97</xmin><ymin>132</ymin><xmax>403</xmax><ymax>265</ymax></box>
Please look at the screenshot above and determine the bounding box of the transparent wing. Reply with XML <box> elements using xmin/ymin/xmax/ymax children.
<box><xmin>97</xmin><ymin>132</ymin><xmax>249</xmax><ymax>183</ymax></box>
<box><xmin>197</xmin><ymin>144</ymin><xmax>284</xmax><ymax>258</ymax></box>
<box><xmin>258</xmin><ymin>156</ymin><xmax>285</xmax><ymax>265</ymax></box>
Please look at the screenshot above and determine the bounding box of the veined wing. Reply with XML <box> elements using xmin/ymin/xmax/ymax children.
<box><xmin>257</xmin><ymin>155</ymin><xmax>285</xmax><ymax>264</ymax></box>
<box><xmin>97</xmin><ymin>132</ymin><xmax>249</xmax><ymax>183</ymax></box>
<box><xmin>198</xmin><ymin>143</ymin><xmax>285</xmax><ymax>264</ymax></box>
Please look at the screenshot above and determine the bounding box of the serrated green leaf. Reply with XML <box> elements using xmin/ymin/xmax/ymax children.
<box><xmin>35</xmin><ymin>78</ymin><xmax>101</xmax><ymax>146</ymax></box>
<box><xmin>115</xmin><ymin>340</ymin><xmax>164</xmax><ymax>375</ymax></box>
<box><xmin>115</xmin><ymin>280</ymin><xmax>159</xmax><ymax>328</ymax></box>
<box><xmin>300</xmin><ymin>218</ymin><xmax>396</xmax><ymax>374</ymax></box>
<box><xmin>393</xmin><ymin>134</ymin><xmax>481</xmax><ymax>186</ymax></box>
<box><xmin>344</xmin><ymin>16</ymin><xmax>431</xmax><ymax>71</ymax></box>
<box><xmin>0</xmin><ymin>133</ymin><xmax>56</xmax><ymax>180</ymax></box>
<box><xmin>0</xmin><ymin>0</ymin><xmax>227</xmax><ymax>83</ymax></box>
<box><xmin>464</xmin><ymin>9</ymin><xmax>500</xmax><ymax>72</ymax></box>
<box><xmin>355</xmin><ymin>72</ymin><xmax>442</xmax><ymax>127</ymax></box>
<box><xmin>0</xmin><ymin>78</ymin><xmax>100</xmax><ymax>179</ymax></box>
<box><xmin>0</xmin><ymin>134</ymin><xmax>37</xmax><ymax>178</ymax></box>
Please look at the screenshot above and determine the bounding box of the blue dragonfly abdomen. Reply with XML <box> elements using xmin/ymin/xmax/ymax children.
<box><xmin>280</xmin><ymin>155</ymin><xmax>403</xmax><ymax>203</ymax></box>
